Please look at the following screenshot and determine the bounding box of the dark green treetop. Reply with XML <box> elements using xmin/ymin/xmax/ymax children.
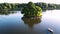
<box><xmin>21</xmin><ymin>2</ymin><xmax>42</xmax><ymax>17</ymax></box>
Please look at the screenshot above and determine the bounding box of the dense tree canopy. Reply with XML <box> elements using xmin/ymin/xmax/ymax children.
<box><xmin>21</xmin><ymin>2</ymin><xmax>42</xmax><ymax>17</ymax></box>
<box><xmin>0</xmin><ymin>3</ymin><xmax>19</xmax><ymax>10</ymax></box>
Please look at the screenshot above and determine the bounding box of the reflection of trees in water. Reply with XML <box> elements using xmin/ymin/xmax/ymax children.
<box><xmin>22</xmin><ymin>17</ymin><xmax>42</xmax><ymax>28</ymax></box>
<box><xmin>0</xmin><ymin>10</ymin><xmax>15</xmax><ymax>15</ymax></box>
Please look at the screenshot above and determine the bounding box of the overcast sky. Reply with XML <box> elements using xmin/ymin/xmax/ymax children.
<box><xmin>0</xmin><ymin>0</ymin><xmax>60</xmax><ymax>4</ymax></box>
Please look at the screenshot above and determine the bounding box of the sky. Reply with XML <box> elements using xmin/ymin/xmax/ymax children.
<box><xmin>0</xmin><ymin>0</ymin><xmax>60</xmax><ymax>4</ymax></box>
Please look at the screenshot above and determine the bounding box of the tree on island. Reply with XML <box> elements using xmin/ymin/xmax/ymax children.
<box><xmin>21</xmin><ymin>2</ymin><xmax>42</xmax><ymax>17</ymax></box>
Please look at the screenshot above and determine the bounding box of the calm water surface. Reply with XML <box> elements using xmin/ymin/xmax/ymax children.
<box><xmin>0</xmin><ymin>10</ymin><xmax>60</xmax><ymax>34</ymax></box>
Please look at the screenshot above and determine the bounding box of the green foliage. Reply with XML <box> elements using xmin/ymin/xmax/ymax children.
<box><xmin>21</xmin><ymin>2</ymin><xmax>42</xmax><ymax>17</ymax></box>
<box><xmin>27</xmin><ymin>2</ymin><xmax>36</xmax><ymax>8</ymax></box>
<box><xmin>0</xmin><ymin>3</ymin><xmax>19</xmax><ymax>10</ymax></box>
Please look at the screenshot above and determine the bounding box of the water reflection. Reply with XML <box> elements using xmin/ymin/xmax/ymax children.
<box><xmin>0</xmin><ymin>10</ymin><xmax>15</xmax><ymax>15</ymax></box>
<box><xmin>0</xmin><ymin>10</ymin><xmax>60</xmax><ymax>34</ymax></box>
<box><xmin>22</xmin><ymin>17</ymin><xmax>42</xmax><ymax>28</ymax></box>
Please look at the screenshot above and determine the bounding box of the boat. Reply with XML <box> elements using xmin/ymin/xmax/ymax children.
<box><xmin>48</xmin><ymin>28</ymin><xmax>54</xmax><ymax>33</ymax></box>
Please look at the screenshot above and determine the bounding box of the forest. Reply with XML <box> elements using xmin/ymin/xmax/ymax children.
<box><xmin>0</xmin><ymin>2</ymin><xmax>60</xmax><ymax>11</ymax></box>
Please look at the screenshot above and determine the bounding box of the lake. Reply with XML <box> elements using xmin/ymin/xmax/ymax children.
<box><xmin>0</xmin><ymin>10</ymin><xmax>60</xmax><ymax>34</ymax></box>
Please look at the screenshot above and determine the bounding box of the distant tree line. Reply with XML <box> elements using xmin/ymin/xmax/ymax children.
<box><xmin>35</xmin><ymin>2</ymin><xmax>60</xmax><ymax>10</ymax></box>
<box><xmin>19</xmin><ymin>2</ymin><xmax>60</xmax><ymax>10</ymax></box>
<box><xmin>0</xmin><ymin>3</ymin><xmax>20</xmax><ymax>10</ymax></box>
<box><xmin>0</xmin><ymin>2</ymin><xmax>60</xmax><ymax>11</ymax></box>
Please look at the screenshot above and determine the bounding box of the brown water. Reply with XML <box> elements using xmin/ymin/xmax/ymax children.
<box><xmin>0</xmin><ymin>10</ymin><xmax>60</xmax><ymax>34</ymax></box>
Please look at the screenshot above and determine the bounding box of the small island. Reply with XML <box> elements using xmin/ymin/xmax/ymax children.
<box><xmin>21</xmin><ymin>2</ymin><xmax>42</xmax><ymax>17</ymax></box>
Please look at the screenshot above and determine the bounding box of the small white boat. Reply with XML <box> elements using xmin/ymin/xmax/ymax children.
<box><xmin>48</xmin><ymin>28</ymin><xmax>54</xmax><ymax>33</ymax></box>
